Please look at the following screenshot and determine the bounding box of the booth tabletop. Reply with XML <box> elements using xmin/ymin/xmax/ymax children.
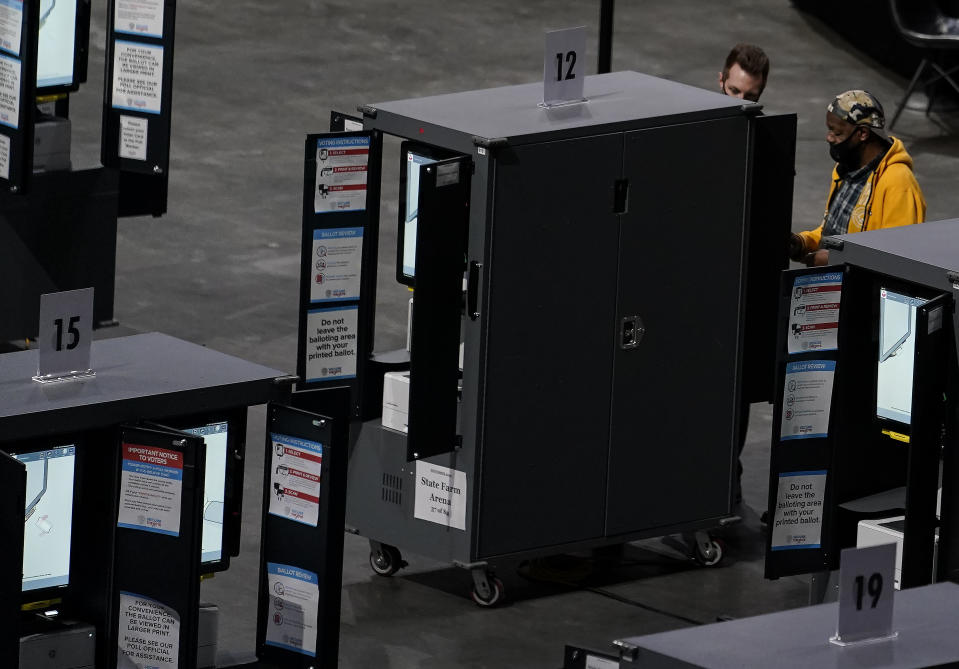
<box><xmin>0</xmin><ymin>332</ymin><xmax>293</xmax><ymax>440</ymax></box>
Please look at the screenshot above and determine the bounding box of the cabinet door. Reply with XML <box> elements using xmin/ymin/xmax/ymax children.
<box><xmin>478</xmin><ymin>133</ymin><xmax>623</xmax><ymax>557</ymax></box>
<box><xmin>607</xmin><ymin>117</ymin><xmax>749</xmax><ymax>535</ymax></box>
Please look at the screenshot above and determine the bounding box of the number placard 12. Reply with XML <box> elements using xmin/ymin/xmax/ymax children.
<box><xmin>36</xmin><ymin>288</ymin><xmax>95</xmax><ymax>381</ymax></box>
<box><xmin>543</xmin><ymin>26</ymin><xmax>586</xmax><ymax>106</ymax></box>
<box><xmin>832</xmin><ymin>543</ymin><xmax>897</xmax><ymax>645</ymax></box>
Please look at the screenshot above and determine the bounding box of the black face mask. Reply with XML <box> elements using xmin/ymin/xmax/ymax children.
<box><xmin>829</xmin><ymin>131</ymin><xmax>862</xmax><ymax>167</ymax></box>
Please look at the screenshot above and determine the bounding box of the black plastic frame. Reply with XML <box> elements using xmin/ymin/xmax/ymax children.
<box><xmin>255</xmin><ymin>402</ymin><xmax>346</xmax><ymax>667</ymax></box>
<box><xmin>405</xmin><ymin>154</ymin><xmax>471</xmax><ymax>462</ymax></box>
<box><xmin>395</xmin><ymin>140</ymin><xmax>461</xmax><ymax>287</ymax></box>
<box><xmin>100</xmin><ymin>0</ymin><xmax>176</xmax><ymax>216</ymax></box>
<box><xmin>870</xmin><ymin>276</ymin><xmax>944</xmax><ymax>439</ymax></box>
<box><xmin>4</xmin><ymin>436</ymin><xmax>83</xmax><ymax>610</ymax></box>
<box><xmin>146</xmin><ymin>405</ymin><xmax>249</xmax><ymax>574</ymax></box>
<box><xmin>35</xmin><ymin>0</ymin><xmax>90</xmax><ymax>95</ymax></box>
<box><xmin>297</xmin><ymin>130</ymin><xmax>381</xmax><ymax>418</ymax></box>
<box><xmin>110</xmin><ymin>424</ymin><xmax>204</xmax><ymax>669</ymax></box>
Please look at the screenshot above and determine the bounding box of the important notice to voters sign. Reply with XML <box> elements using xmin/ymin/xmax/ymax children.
<box><xmin>117</xmin><ymin>443</ymin><xmax>183</xmax><ymax>536</ymax></box>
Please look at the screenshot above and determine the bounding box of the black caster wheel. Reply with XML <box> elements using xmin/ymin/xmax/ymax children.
<box><xmin>693</xmin><ymin>537</ymin><xmax>725</xmax><ymax>567</ymax></box>
<box><xmin>470</xmin><ymin>575</ymin><xmax>505</xmax><ymax>607</ymax></box>
<box><xmin>369</xmin><ymin>544</ymin><xmax>406</xmax><ymax>576</ymax></box>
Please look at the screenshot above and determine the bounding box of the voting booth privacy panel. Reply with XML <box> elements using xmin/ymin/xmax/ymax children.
<box><xmin>0</xmin><ymin>333</ymin><xmax>291</xmax><ymax>669</ymax></box>
<box><xmin>297</xmin><ymin>72</ymin><xmax>797</xmax><ymax>572</ymax></box>
<box><xmin>254</xmin><ymin>402</ymin><xmax>346</xmax><ymax>667</ymax></box>
<box><xmin>765</xmin><ymin>220</ymin><xmax>959</xmax><ymax>588</ymax></box>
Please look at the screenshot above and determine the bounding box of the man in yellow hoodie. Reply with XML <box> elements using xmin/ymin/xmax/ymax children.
<box><xmin>789</xmin><ymin>90</ymin><xmax>926</xmax><ymax>266</ymax></box>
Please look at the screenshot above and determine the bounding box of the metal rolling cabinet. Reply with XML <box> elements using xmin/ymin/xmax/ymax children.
<box><xmin>346</xmin><ymin>71</ymin><xmax>796</xmax><ymax>601</ymax></box>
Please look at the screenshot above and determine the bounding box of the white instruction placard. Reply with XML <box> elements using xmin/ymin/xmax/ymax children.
<box><xmin>118</xmin><ymin>591</ymin><xmax>180</xmax><ymax>668</ymax></box>
<box><xmin>269</xmin><ymin>433</ymin><xmax>323</xmax><ymax>527</ymax></box>
<box><xmin>117</xmin><ymin>443</ymin><xmax>182</xmax><ymax>536</ymax></box>
<box><xmin>0</xmin><ymin>131</ymin><xmax>9</xmax><ymax>179</ymax></box>
<box><xmin>313</xmin><ymin>135</ymin><xmax>369</xmax><ymax>213</ymax></box>
<box><xmin>115</xmin><ymin>0</ymin><xmax>164</xmax><ymax>38</ymax></box>
<box><xmin>781</xmin><ymin>360</ymin><xmax>835</xmax><ymax>440</ymax></box>
<box><xmin>112</xmin><ymin>40</ymin><xmax>163</xmax><ymax>115</ymax></box>
<box><xmin>265</xmin><ymin>563</ymin><xmax>318</xmax><ymax>657</ymax></box>
<box><xmin>119</xmin><ymin>114</ymin><xmax>148</xmax><ymax>160</ymax></box>
<box><xmin>310</xmin><ymin>227</ymin><xmax>363</xmax><ymax>303</ymax></box>
<box><xmin>414</xmin><ymin>460</ymin><xmax>467</xmax><ymax>531</ymax></box>
<box><xmin>0</xmin><ymin>52</ymin><xmax>20</xmax><ymax>129</ymax></box>
<box><xmin>0</xmin><ymin>0</ymin><xmax>22</xmax><ymax>56</ymax></box>
<box><xmin>788</xmin><ymin>271</ymin><xmax>842</xmax><ymax>353</ymax></box>
<box><xmin>304</xmin><ymin>305</ymin><xmax>358</xmax><ymax>382</ymax></box>
<box><xmin>770</xmin><ymin>470</ymin><xmax>827</xmax><ymax>551</ymax></box>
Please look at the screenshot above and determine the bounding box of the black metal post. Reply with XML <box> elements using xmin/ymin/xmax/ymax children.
<box><xmin>598</xmin><ymin>0</ymin><xmax>615</xmax><ymax>74</ymax></box>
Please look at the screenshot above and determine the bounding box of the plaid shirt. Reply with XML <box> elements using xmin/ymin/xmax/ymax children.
<box><xmin>822</xmin><ymin>154</ymin><xmax>883</xmax><ymax>237</ymax></box>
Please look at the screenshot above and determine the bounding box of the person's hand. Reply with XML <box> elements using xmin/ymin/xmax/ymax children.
<box><xmin>801</xmin><ymin>249</ymin><xmax>830</xmax><ymax>266</ymax></box>
<box><xmin>788</xmin><ymin>233</ymin><xmax>804</xmax><ymax>261</ymax></box>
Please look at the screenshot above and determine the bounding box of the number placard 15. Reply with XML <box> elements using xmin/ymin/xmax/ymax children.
<box><xmin>543</xmin><ymin>26</ymin><xmax>586</xmax><ymax>105</ymax></box>
<box><xmin>36</xmin><ymin>288</ymin><xmax>95</xmax><ymax>380</ymax></box>
<box><xmin>832</xmin><ymin>543</ymin><xmax>897</xmax><ymax>645</ymax></box>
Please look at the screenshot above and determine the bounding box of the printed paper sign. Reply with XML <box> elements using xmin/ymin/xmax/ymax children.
<box><xmin>0</xmin><ymin>131</ymin><xmax>9</xmax><ymax>179</ymax></box>
<box><xmin>119</xmin><ymin>114</ymin><xmax>148</xmax><ymax>160</ymax></box>
<box><xmin>310</xmin><ymin>227</ymin><xmax>363</xmax><ymax>303</ymax></box>
<box><xmin>269</xmin><ymin>433</ymin><xmax>322</xmax><ymax>527</ymax></box>
<box><xmin>770</xmin><ymin>470</ymin><xmax>827</xmax><ymax>550</ymax></box>
<box><xmin>117</xmin><ymin>443</ymin><xmax>183</xmax><ymax>536</ymax></box>
<box><xmin>115</xmin><ymin>0</ymin><xmax>164</xmax><ymax>38</ymax></box>
<box><xmin>304</xmin><ymin>305</ymin><xmax>358</xmax><ymax>382</ymax></box>
<box><xmin>265</xmin><ymin>563</ymin><xmax>318</xmax><ymax>657</ymax></box>
<box><xmin>0</xmin><ymin>52</ymin><xmax>20</xmax><ymax>129</ymax></box>
<box><xmin>543</xmin><ymin>26</ymin><xmax>586</xmax><ymax>104</ymax></box>
<box><xmin>112</xmin><ymin>40</ymin><xmax>163</xmax><ymax>114</ymax></box>
<box><xmin>36</xmin><ymin>288</ymin><xmax>94</xmax><ymax>378</ymax></box>
<box><xmin>0</xmin><ymin>0</ymin><xmax>22</xmax><ymax>56</ymax></box>
<box><xmin>834</xmin><ymin>543</ymin><xmax>897</xmax><ymax>644</ymax></box>
<box><xmin>781</xmin><ymin>360</ymin><xmax>835</xmax><ymax>440</ymax></box>
<box><xmin>313</xmin><ymin>136</ymin><xmax>369</xmax><ymax>213</ymax></box>
<box><xmin>586</xmin><ymin>656</ymin><xmax>619</xmax><ymax>669</ymax></box>
<box><xmin>788</xmin><ymin>271</ymin><xmax>842</xmax><ymax>353</ymax></box>
<box><xmin>414</xmin><ymin>460</ymin><xmax>467</xmax><ymax>530</ymax></box>
<box><xmin>118</xmin><ymin>591</ymin><xmax>180</xmax><ymax>668</ymax></box>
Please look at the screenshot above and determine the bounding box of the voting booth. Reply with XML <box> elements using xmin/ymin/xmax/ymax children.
<box><xmin>1</xmin><ymin>0</ymin><xmax>179</xmax><ymax>343</ymax></box>
<box><xmin>765</xmin><ymin>220</ymin><xmax>959</xmax><ymax>592</ymax></box>
<box><xmin>296</xmin><ymin>71</ymin><xmax>797</xmax><ymax>601</ymax></box>
<box><xmin>0</xmin><ymin>333</ymin><xmax>293</xmax><ymax>668</ymax></box>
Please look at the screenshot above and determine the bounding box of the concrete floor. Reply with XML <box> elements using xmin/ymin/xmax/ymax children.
<box><xmin>55</xmin><ymin>0</ymin><xmax>959</xmax><ymax>667</ymax></box>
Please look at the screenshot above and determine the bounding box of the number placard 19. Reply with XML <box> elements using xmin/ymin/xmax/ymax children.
<box><xmin>831</xmin><ymin>543</ymin><xmax>897</xmax><ymax>646</ymax></box>
<box><xmin>36</xmin><ymin>288</ymin><xmax>95</xmax><ymax>381</ymax></box>
<box><xmin>543</xmin><ymin>26</ymin><xmax>586</xmax><ymax>106</ymax></box>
